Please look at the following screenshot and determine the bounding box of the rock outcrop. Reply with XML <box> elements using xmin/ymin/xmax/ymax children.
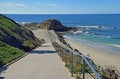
<box><xmin>38</xmin><ymin>19</ymin><xmax>68</xmax><ymax>31</ymax></box>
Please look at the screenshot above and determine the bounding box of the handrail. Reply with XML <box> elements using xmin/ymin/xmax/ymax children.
<box><xmin>52</xmin><ymin>42</ymin><xmax>102</xmax><ymax>79</ymax></box>
<box><xmin>79</xmin><ymin>54</ymin><xmax>101</xmax><ymax>79</ymax></box>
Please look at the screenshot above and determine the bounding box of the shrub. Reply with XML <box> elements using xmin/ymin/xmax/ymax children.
<box><xmin>23</xmin><ymin>40</ymin><xmax>35</xmax><ymax>49</ymax></box>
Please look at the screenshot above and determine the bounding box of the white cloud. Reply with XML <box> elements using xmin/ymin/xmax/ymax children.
<box><xmin>34</xmin><ymin>2</ymin><xmax>58</xmax><ymax>7</ymax></box>
<box><xmin>14</xmin><ymin>3</ymin><xmax>28</xmax><ymax>8</ymax></box>
<box><xmin>0</xmin><ymin>2</ymin><xmax>28</xmax><ymax>8</ymax></box>
<box><xmin>35</xmin><ymin>2</ymin><xmax>42</xmax><ymax>5</ymax></box>
<box><xmin>0</xmin><ymin>2</ymin><xmax>13</xmax><ymax>8</ymax></box>
<box><xmin>45</xmin><ymin>3</ymin><xmax>58</xmax><ymax>7</ymax></box>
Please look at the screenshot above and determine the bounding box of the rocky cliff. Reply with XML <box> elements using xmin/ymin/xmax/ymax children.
<box><xmin>38</xmin><ymin>19</ymin><xmax>68</xmax><ymax>31</ymax></box>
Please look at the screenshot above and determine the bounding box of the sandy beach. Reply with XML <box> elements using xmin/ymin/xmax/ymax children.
<box><xmin>65</xmin><ymin>38</ymin><xmax>120</xmax><ymax>72</ymax></box>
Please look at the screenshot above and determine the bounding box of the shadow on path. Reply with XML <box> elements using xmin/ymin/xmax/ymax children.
<box><xmin>30</xmin><ymin>50</ymin><xmax>56</xmax><ymax>54</ymax></box>
<box><xmin>41</xmin><ymin>45</ymin><xmax>51</xmax><ymax>47</ymax></box>
<box><xmin>0</xmin><ymin>66</ymin><xmax>7</xmax><ymax>75</ymax></box>
<box><xmin>0</xmin><ymin>77</ymin><xmax>5</xmax><ymax>79</ymax></box>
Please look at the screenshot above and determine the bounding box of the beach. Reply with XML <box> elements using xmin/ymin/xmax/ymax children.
<box><xmin>65</xmin><ymin>38</ymin><xmax>120</xmax><ymax>72</ymax></box>
<box><xmin>36</xmin><ymin>28</ymin><xmax>120</xmax><ymax>72</ymax></box>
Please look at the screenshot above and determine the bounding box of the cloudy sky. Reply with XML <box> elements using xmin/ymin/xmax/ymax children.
<box><xmin>0</xmin><ymin>0</ymin><xmax>120</xmax><ymax>14</ymax></box>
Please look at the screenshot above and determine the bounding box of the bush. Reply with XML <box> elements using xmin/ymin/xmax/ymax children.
<box><xmin>23</xmin><ymin>40</ymin><xmax>35</xmax><ymax>49</ymax></box>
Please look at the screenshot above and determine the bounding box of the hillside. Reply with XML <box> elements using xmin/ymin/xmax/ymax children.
<box><xmin>0</xmin><ymin>14</ymin><xmax>41</xmax><ymax>66</ymax></box>
<box><xmin>0</xmin><ymin>14</ymin><xmax>41</xmax><ymax>51</ymax></box>
<box><xmin>0</xmin><ymin>41</ymin><xmax>24</xmax><ymax>65</ymax></box>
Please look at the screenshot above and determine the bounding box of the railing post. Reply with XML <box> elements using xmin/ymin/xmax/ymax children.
<box><xmin>71</xmin><ymin>50</ymin><xmax>74</xmax><ymax>77</ymax></box>
<box><xmin>55</xmin><ymin>43</ymin><xmax>101</xmax><ymax>79</ymax></box>
<box><xmin>82</xmin><ymin>58</ymin><xmax>85</xmax><ymax>79</ymax></box>
<box><xmin>62</xmin><ymin>48</ymin><xmax>64</xmax><ymax>61</ymax></box>
<box><xmin>64</xmin><ymin>50</ymin><xmax>67</xmax><ymax>65</ymax></box>
<box><xmin>60</xmin><ymin>47</ymin><xmax>62</xmax><ymax>57</ymax></box>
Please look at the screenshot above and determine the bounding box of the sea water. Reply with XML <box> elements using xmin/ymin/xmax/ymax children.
<box><xmin>5</xmin><ymin>14</ymin><xmax>120</xmax><ymax>54</ymax></box>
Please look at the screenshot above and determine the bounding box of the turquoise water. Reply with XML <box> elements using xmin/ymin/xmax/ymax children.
<box><xmin>79</xmin><ymin>34</ymin><xmax>120</xmax><ymax>45</ymax></box>
<box><xmin>64</xmin><ymin>33</ymin><xmax>120</xmax><ymax>54</ymax></box>
<box><xmin>5</xmin><ymin>14</ymin><xmax>120</xmax><ymax>54</ymax></box>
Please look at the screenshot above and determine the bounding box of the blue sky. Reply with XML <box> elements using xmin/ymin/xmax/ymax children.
<box><xmin>0</xmin><ymin>0</ymin><xmax>120</xmax><ymax>14</ymax></box>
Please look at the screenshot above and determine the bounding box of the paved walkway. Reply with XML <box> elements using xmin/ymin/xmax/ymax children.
<box><xmin>0</xmin><ymin>43</ymin><xmax>74</xmax><ymax>79</ymax></box>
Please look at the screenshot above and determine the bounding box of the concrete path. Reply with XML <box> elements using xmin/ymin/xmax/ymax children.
<box><xmin>32</xmin><ymin>29</ymin><xmax>51</xmax><ymax>43</ymax></box>
<box><xmin>0</xmin><ymin>43</ymin><xmax>74</xmax><ymax>79</ymax></box>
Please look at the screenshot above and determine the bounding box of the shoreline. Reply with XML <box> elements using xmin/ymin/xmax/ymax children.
<box><xmin>63</xmin><ymin>34</ymin><xmax>120</xmax><ymax>55</ymax></box>
<box><xmin>64</xmin><ymin>38</ymin><xmax>120</xmax><ymax>72</ymax></box>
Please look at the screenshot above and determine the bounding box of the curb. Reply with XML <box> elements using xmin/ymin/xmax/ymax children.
<box><xmin>0</xmin><ymin>53</ymin><xmax>29</xmax><ymax>73</ymax></box>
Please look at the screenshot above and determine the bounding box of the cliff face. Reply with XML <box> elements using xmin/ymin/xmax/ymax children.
<box><xmin>0</xmin><ymin>14</ymin><xmax>40</xmax><ymax>51</ymax></box>
<box><xmin>38</xmin><ymin>19</ymin><xmax>68</xmax><ymax>31</ymax></box>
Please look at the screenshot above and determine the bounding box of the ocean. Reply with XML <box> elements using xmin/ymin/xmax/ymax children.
<box><xmin>5</xmin><ymin>14</ymin><xmax>120</xmax><ymax>54</ymax></box>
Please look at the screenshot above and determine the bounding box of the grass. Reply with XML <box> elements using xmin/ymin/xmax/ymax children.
<box><xmin>0</xmin><ymin>14</ymin><xmax>41</xmax><ymax>66</ymax></box>
<box><xmin>0</xmin><ymin>15</ymin><xmax>25</xmax><ymax>66</ymax></box>
<box><xmin>0</xmin><ymin>41</ymin><xmax>25</xmax><ymax>66</ymax></box>
<box><xmin>0</xmin><ymin>14</ymin><xmax>40</xmax><ymax>51</ymax></box>
<box><xmin>0</xmin><ymin>16</ymin><xmax>17</xmax><ymax>30</ymax></box>
<box><xmin>0</xmin><ymin>16</ymin><xmax>21</xmax><ymax>40</ymax></box>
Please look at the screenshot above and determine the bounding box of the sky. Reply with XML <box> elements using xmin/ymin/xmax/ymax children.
<box><xmin>0</xmin><ymin>0</ymin><xmax>120</xmax><ymax>14</ymax></box>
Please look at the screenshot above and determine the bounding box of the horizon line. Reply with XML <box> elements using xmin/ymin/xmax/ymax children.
<box><xmin>3</xmin><ymin>13</ymin><xmax>120</xmax><ymax>15</ymax></box>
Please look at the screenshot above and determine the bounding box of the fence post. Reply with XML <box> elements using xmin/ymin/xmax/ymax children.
<box><xmin>64</xmin><ymin>50</ymin><xmax>67</xmax><ymax>65</ymax></box>
<box><xmin>60</xmin><ymin>47</ymin><xmax>62</xmax><ymax>57</ymax></box>
<box><xmin>62</xmin><ymin>49</ymin><xmax>64</xmax><ymax>61</ymax></box>
<box><xmin>71</xmin><ymin>50</ymin><xmax>74</xmax><ymax>77</ymax></box>
<box><xmin>55</xmin><ymin>43</ymin><xmax>101</xmax><ymax>79</ymax></box>
<box><xmin>82</xmin><ymin>58</ymin><xmax>85</xmax><ymax>79</ymax></box>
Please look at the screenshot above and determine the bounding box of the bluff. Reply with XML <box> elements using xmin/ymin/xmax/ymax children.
<box><xmin>0</xmin><ymin>14</ymin><xmax>41</xmax><ymax>51</ymax></box>
<box><xmin>0</xmin><ymin>14</ymin><xmax>42</xmax><ymax>66</ymax></box>
<box><xmin>38</xmin><ymin>19</ymin><xmax>68</xmax><ymax>31</ymax></box>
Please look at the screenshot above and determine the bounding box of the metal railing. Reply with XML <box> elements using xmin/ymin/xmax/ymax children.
<box><xmin>52</xmin><ymin>42</ymin><xmax>101</xmax><ymax>79</ymax></box>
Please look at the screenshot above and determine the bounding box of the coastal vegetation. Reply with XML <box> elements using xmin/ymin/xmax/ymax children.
<box><xmin>0</xmin><ymin>14</ymin><xmax>41</xmax><ymax>66</ymax></box>
<box><xmin>53</xmin><ymin>35</ymin><xmax>119</xmax><ymax>79</ymax></box>
<box><xmin>0</xmin><ymin>14</ymin><xmax>40</xmax><ymax>50</ymax></box>
<box><xmin>29</xmin><ymin>18</ymin><xmax>119</xmax><ymax>79</ymax></box>
<box><xmin>0</xmin><ymin>41</ymin><xmax>24</xmax><ymax>66</ymax></box>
